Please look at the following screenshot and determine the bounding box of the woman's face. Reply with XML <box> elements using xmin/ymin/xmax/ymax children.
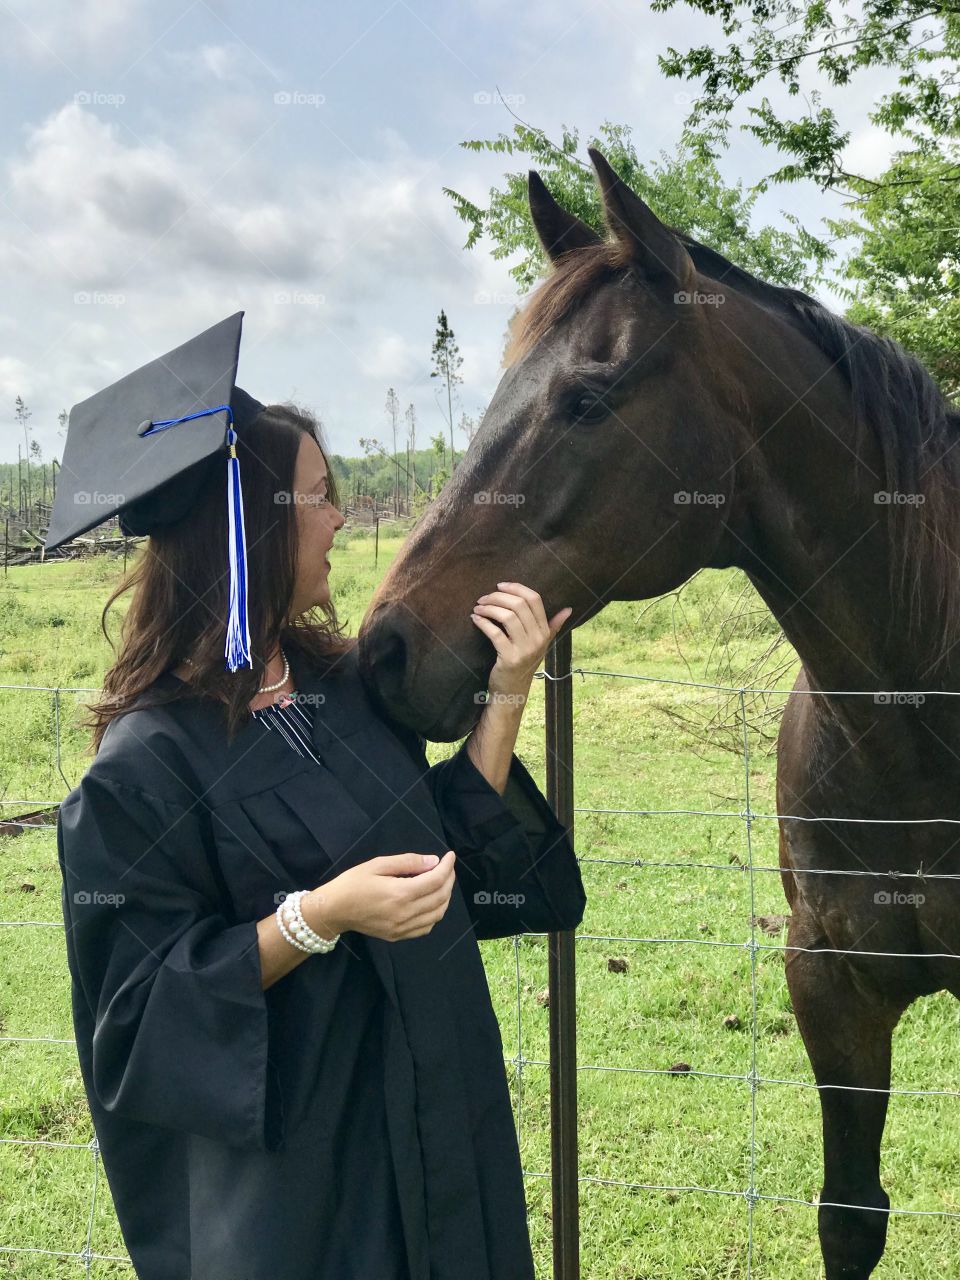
<box><xmin>289</xmin><ymin>433</ymin><xmax>345</xmax><ymax>618</ymax></box>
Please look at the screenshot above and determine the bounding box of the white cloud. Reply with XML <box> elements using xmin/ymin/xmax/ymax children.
<box><xmin>0</xmin><ymin>103</ymin><xmax>327</xmax><ymax>286</ymax></box>
<box><xmin>0</xmin><ymin>93</ymin><xmax>524</xmax><ymax>457</ymax></box>
<box><xmin>0</xmin><ymin>353</ymin><xmax>32</xmax><ymax>403</ymax></box>
<box><xmin>0</xmin><ymin>0</ymin><xmax>148</xmax><ymax>67</ymax></box>
<box><xmin>0</xmin><ymin>102</ymin><xmax>483</xmax><ymax>298</ymax></box>
<box><xmin>164</xmin><ymin>41</ymin><xmax>279</xmax><ymax>84</ymax></box>
<box><xmin>356</xmin><ymin>331</ymin><xmax>424</xmax><ymax>382</ymax></box>
<box><xmin>844</xmin><ymin>126</ymin><xmax>900</xmax><ymax>182</ymax></box>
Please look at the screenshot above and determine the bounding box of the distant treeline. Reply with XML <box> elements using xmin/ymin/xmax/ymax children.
<box><xmin>326</xmin><ymin>443</ymin><xmax>456</xmax><ymax>509</ymax></box>
<box><xmin>0</xmin><ymin>443</ymin><xmax>459</xmax><ymax>523</ymax></box>
<box><xmin>0</xmin><ymin>460</ymin><xmax>57</xmax><ymax>516</ymax></box>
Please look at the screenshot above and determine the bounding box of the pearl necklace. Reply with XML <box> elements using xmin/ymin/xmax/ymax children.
<box><xmin>184</xmin><ymin>646</ymin><xmax>290</xmax><ymax>694</ymax></box>
<box><xmin>258</xmin><ymin>647</ymin><xmax>290</xmax><ymax>693</ymax></box>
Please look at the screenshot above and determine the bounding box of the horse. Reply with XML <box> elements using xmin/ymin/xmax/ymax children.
<box><xmin>356</xmin><ymin>148</ymin><xmax>960</xmax><ymax>1279</ymax></box>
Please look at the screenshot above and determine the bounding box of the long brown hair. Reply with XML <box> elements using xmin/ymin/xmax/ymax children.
<box><xmin>86</xmin><ymin>403</ymin><xmax>353</xmax><ymax>752</ymax></box>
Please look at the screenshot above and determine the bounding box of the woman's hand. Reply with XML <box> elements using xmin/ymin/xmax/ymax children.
<box><xmin>305</xmin><ymin>851</ymin><xmax>457</xmax><ymax>943</ymax></box>
<box><xmin>470</xmin><ymin>582</ymin><xmax>572</xmax><ymax>701</ymax></box>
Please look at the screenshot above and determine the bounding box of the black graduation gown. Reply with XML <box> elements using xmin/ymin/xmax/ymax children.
<box><xmin>56</xmin><ymin>643</ymin><xmax>571</xmax><ymax>1280</ymax></box>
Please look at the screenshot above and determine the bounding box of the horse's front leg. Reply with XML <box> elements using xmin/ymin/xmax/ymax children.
<box><xmin>785</xmin><ymin>910</ymin><xmax>909</xmax><ymax>1280</ymax></box>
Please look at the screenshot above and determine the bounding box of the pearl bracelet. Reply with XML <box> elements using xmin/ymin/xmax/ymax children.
<box><xmin>275</xmin><ymin>902</ymin><xmax>312</xmax><ymax>954</ymax></box>
<box><xmin>275</xmin><ymin>890</ymin><xmax>340</xmax><ymax>955</ymax></box>
<box><xmin>289</xmin><ymin>890</ymin><xmax>341</xmax><ymax>953</ymax></box>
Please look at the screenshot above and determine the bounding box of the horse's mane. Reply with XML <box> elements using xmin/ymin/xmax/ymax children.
<box><xmin>505</xmin><ymin>232</ymin><xmax>960</xmax><ymax>676</ymax></box>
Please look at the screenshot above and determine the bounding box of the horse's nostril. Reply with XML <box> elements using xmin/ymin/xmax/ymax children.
<box><xmin>368</xmin><ymin>624</ymin><xmax>408</xmax><ymax>704</ymax></box>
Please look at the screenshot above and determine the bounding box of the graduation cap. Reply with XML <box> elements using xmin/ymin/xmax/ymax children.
<box><xmin>45</xmin><ymin>311</ymin><xmax>265</xmax><ymax>672</ymax></box>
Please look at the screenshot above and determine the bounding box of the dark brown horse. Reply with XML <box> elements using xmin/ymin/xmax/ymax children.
<box><xmin>357</xmin><ymin>149</ymin><xmax>960</xmax><ymax>1279</ymax></box>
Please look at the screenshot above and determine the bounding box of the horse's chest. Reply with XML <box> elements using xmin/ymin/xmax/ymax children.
<box><xmin>782</xmin><ymin>794</ymin><xmax>960</xmax><ymax>989</ymax></box>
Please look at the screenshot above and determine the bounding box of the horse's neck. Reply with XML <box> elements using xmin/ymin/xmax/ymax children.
<box><xmin>740</xmin><ymin>516</ymin><xmax>960</xmax><ymax>772</ymax></box>
<box><xmin>725</xmin><ymin>354</ymin><xmax>958</xmax><ymax>714</ymax></box>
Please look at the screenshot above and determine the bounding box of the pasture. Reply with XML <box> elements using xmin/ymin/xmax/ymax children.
<box><xmin>1</xmin><ymin>532</ymin><xmax>958</xmax><ymax>1277</ymax></box>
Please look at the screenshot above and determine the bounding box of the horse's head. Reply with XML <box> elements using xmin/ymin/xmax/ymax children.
<box><xmin>359</xmin><ymin>149</ymin><xmax>747</xmax><ymax>739</ymax></box>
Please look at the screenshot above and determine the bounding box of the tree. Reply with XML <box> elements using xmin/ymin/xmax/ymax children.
<box><xmin>828</xmin><ymin>143</ymin><xmax>960</xmax><ymax>402</ymax></box>
<box><xmin>357</xmin><ymin>434</ymin><xmax>427</xmax><ymax>510</ymax></box>
<box><xmin>430</xmin><ymin>311</ymin><xmax>464</xmax><ymax>472</ymax></box>
<box><xmin>458</xmin><ymin>410</ymin><xmax>479</xmax><ymax>448</ymax></box>
<box><xmin>444</xmin><ymin>120</ymin><xmax>831</xmax><ymax>293</ymax></box>
<box><xmin>405</xmin><ymin>403</ymin><xmax>417</xmax><ymax>499</ymax></box>
<box><xmin>429</xmin><ymin>431</ymin><xmax>449</xmax><ymax>496</ymax></box>
<box><xmin>15</xmin><ymin>396</ymin><xmax>31</xmax><ymax>518</ymax></box>
<box><xmin>384</xmin><ymin>388</ymin><xmax>401</xmax><ymax>516</ymax></box>
<box><xmin>651</xmin><ymin>0</ymin><xmax>960</xmax><ymax>195</ymax></box>
<box><xmin>30</xmin><ymin>438</ymin><xmax>44</xmax><ymax>506</ymax></box>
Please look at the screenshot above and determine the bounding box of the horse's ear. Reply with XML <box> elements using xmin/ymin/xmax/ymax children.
<box><xmin>588</xmin><ymin>147</ymin><xmax>693</xmax><ymax>297</ymax></box>
<box><xmin>528</xmin><ymin>170</ymin><xmax>602</xmax><ymax>264</ymax></box>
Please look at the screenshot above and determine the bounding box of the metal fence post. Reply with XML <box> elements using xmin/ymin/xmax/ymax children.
<box><xmin>544</xmin><ymin>631</ymin><xmax>579</xmax><ymax>1279</ymax></box>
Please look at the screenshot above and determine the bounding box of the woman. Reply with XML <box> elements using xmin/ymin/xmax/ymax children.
<box><xmin>57</xmin><ymin>393</ymin><xmax>581</xmax><ymax>1280</ymax></box>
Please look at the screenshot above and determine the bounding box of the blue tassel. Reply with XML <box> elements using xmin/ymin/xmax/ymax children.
<box><xmin>224</xmin><ymin>424</ymin><xmax>252</xmax><ymax>672</ymax></box>
<box><xmin>139</xmin><ymin>403</ymin><xmax>252</xmax><ymax>672</ymax></box>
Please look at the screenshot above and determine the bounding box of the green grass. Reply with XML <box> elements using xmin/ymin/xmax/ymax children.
<box><xmin>1</xmin><ymin>542</ymin><xmax>959</xmax><ymax>1276</ymax></box>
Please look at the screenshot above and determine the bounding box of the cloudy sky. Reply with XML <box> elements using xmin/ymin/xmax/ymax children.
<box><xmin>0</xmin><ymin>0</ymin><xmax>897</xmax><ymax>463</ymax></box>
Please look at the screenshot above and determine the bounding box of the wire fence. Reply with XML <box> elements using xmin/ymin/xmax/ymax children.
<box><xmin>1</xmin><ymin>657</ymin><xmax>959</xmax><ymax>1276</ymax></box>
<box><xmin>530</xmin><ymin>646</ymin><xmax>960</xmax><ymax>1279</ymax></box>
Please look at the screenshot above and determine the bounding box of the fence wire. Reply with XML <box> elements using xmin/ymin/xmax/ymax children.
<box><xmin>1</xmin><ymin>670</ymin><xmax>959</xmax><ymax>1275</ymax></box>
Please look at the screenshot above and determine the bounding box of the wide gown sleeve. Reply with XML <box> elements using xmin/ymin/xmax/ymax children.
<box><xmin>57</xmin><ymin>773</ymin><xmax>282</xmax><ymax>1151</ymax></box>
<box><xmin>416</xmin><ymin>735</ymin><xmax>586</xmax><ymax>940</ymax></box>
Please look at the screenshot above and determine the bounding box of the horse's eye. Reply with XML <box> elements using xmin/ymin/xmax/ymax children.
<box><xmin>571</xmin><ymin>392</ymin><xmax>607</xmax><ymax>423</ymax></box>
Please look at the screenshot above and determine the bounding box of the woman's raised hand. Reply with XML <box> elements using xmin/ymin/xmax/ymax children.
<box><xmin>470</xmin><ymin>582</ymin><xmax>572</xmax><ymax>700</ymax></box>
<box><xmin>304</xmin><ymin>851</ymin><xmax>457</xmax><ymax>943</ymax></box>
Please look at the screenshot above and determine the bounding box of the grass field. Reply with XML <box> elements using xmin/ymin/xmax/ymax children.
<box><xmin>2</xmin><ymin>529</ymin><xmax>959</xmax><ymax>1277</ymax></box>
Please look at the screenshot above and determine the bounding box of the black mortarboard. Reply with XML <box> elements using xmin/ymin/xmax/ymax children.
<box><xmin>45</xmin><ymin>311</ymin><xmax>266</xmax><ymax>671</ymax></box>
